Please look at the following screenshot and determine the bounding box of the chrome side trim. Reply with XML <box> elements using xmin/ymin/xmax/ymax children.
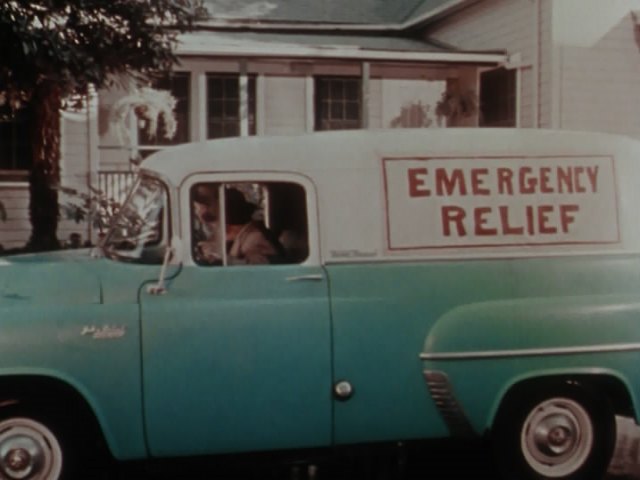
<box><xmin>420</xmin><ymin>342</ymin><xmax>640</xmax><ymax>361</ymax></box>
<box><xmin>423</xmin><ymin>370</ymin><xmax>474</xmax><ymax>438</ymax></box>
<box><xmin>286</xmin><ymin>274</ymin><xmax>324</xmax><ymax>282</ymax></box>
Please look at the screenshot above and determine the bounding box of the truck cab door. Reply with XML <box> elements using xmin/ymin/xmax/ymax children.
<box><xmin>139</xmin><ymin>174</ymin><xmax>332</xmax><ymax>457</ymax></box>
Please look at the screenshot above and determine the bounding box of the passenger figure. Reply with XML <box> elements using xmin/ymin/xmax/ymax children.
<box><xmin>224</xmin><ymin>188</ymin><xmax>284</xmax><ymax>265</ymax></box>
<box><xmin>192</xmin><ymin>184</ymin><xmax>283</xmax><ymax>265</ymax></box>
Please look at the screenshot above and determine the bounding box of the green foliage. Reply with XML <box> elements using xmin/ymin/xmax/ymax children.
<box><xmin>58</xmin><ymin>185</ymin><xmax>121</xmax><ymax>235</ymax></box>
<box><xmin>0</xmin><ymin>0</ymin><xmax>208</xmax><ymax>105</ymax></box>
<box><xmin>0</xmin><ymin>0</ymin><xmax>207</xmax><ymax>250</ymax></box>
<box><xmin>435</xmin><ymin>87</ymin><xmax>478</xmax><ymax>126</ymax></box>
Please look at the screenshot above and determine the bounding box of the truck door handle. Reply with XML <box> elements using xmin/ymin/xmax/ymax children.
<box><xmin>286</xmin><ymin>274</ymin><xmax>324</xmax><ymax>282</ymax></box>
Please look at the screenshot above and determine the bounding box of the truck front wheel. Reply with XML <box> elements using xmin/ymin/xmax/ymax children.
<box><xmin>492</xmin><ymin>383</ymin><xmax>616</xmax><ymax>480</ymax></box>
<box><xmin>0</xmin><ymin>410</ymin><xmax>73</xmax><ymax>480</ymax></box>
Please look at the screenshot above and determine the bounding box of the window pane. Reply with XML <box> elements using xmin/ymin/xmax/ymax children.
<box><xmin>330</xmin><ymin>102</ymin><xmax>343</xmax><ymax>120</ymax></box>
<box><xmin>345</xmin><ymin>102</ymin><xmax>360</xmax><ymax>120</ymax></box>
<box><xmin>224</xmin><ymin>99</ymin><xmax>238</xmax><ymax>118</ymax></box>
<box><xmin>345</xmin><ymin>80</ymin><xmax>359</xmax><ymax>100</ymax></box>
<box><xmin>210</xmin><ymin>99</ymin><xmax>223</xmax><ymax>118</ymax></box>
<box><xmin>207</xmin><ymin>121</ymin><xmax>220</xmax><ymax>138</ymax></box>
<box><xmin>192</xmin><ymin>181</ymin><xmax>309</xmax><ymax>266</ymax></box>
<box><xmin>207</xmin><ymin>74</ymin><xmax>257</xmax><ymax>139</ymax></box>
<box><xmin>330</xmin><ymin>81</ymin><xmax>344</xmax><ymax>99</ymax></box>
<box><xmin>223</xmin><ymin>123</ymin><xmax>239</xmax><ymax>138</ymax></box>
<box><xmin>315</xmin><ymin>77</ymin><xmax>362</xmax><ymax>131</ymax></box>
<box><xmin>0</xmin><ymin>105</ymin><xmax>33</xmax><ymax>171</ymax></box>
<box><xmin>224</xmin><ymin>78</ymin><xmax>238</xmax><ymax>99</ymax></box>
<box><xmin>209</xmin><ymin>78</ymin><xmax>223</xmax><ymax>100</ymax></box>
<box><xmin>480</xmin><ymin>68</ymin><xmax>516</xmax><ymax>127</ymax></box>
<box><xmin>104</xmin><ymin>176</ymin><xmax>168</xmax><ymax>264</ymax></box>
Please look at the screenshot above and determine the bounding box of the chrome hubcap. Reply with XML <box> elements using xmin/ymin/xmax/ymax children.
<box><xmin>5</xmin><ymin>448</ymin><xmax>31</xmax><ymax>472</ymax></box>
<box><xmin>0</xmin><ymin>418</ymin><xmax>62</xmax><ymax>480</ymax></box>
<box><xmin>521</xmin><ymin>398</ymin><xmax>593</xmax><ymax>478</ymax></box>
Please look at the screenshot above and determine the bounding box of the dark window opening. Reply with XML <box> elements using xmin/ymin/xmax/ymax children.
<box><xmin>0</xmin><ymin>104</ymin><xmax>34</xmax><ymax>172</ymax></box>
<box><xmin>315</xmin><ymin>77</ymin><xmax>362</xmax><ymax>131</ymax></box>
<box><xmin>480</xmin><ymin>67</ymin><xmax>517</xmax><ymax>127</ymax></box>
<box><xmin>191</xmin><ymin>181</ymin><xmax>308</xmax><ymax>266</ymax></box>
<box><xmin>207</xmin><ymin>74</ymin><xmax>256</xmax><ymax>139</ymax></box>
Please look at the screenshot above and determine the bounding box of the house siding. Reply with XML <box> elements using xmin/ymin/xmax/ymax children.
<box><xmin>262</xmin><ymin>76</ymin><xmax>307</xmax><ymax>136</ymax></box>
<box><xmin>0</xmin><ymin>185</ymin><xmax>30</xmax><ymax>250</ymax></box>
<box><xmin>427</xmin><ymin>0</ymin><xmax>553</xmax><ymax>128</ymax></box>
<box><xmin>59</xmin><ymin>109</ymin><xmax>99</xmax><ymax>247</ymax></box>
<box><xmin>538</xmin><ymin>0</ymin><xmax>553</xmax><ymax>128</ymax></box>
<box><xmin>554</xmin><ymin>7</ymin><xmax>640</xmax><ymax>138</ymax></box>
<box><xmin>0</xmin><ymin>111</ymin><xmax>97</xmax><ymax>250</ymax></box>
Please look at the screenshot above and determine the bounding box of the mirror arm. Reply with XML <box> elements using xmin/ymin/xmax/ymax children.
<box><xmin>147</xmin><ymin>247</ymin><xmax>174</xmax><ymax>295</ymax></box>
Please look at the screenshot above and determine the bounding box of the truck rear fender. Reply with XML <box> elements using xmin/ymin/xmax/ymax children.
<box><xmin>485</xmin><ymin>370</ymin><xmax>637</xmax><ymax>434</ymax></box>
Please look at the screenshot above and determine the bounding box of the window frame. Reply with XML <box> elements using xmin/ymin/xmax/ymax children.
<box><xmin>314</xmin><ymin>76</ymin><xmax>362</xmax><ymax>131</ymax></box>
<box><xmin>0</xmin><ymin>104</ymin><xmax>34</xmax><ymax>180</ymax></box>
<box><xmin>182</xmin><ymin>172</ymin><xmax>319</xmax><ymax>268</ymax></box>
<box><xmin>206</xmin><ymin>73</ymin><xmax>257</xmax><ymax>139</ymax></box>
<box><xmin>102</xmin><ymin>173</ymin><xmax>172</xmax><ymax>265</ymax></box>
<box><xmin>479</xmin><ymin>67</ymin><xmax>518</xmax><ymax>128</ymax></box>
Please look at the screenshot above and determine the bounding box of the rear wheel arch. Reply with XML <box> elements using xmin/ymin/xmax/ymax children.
<box><xmin>493</xmin><ymin>373</ymin><xmax>635</xmax><ymax>424</ymax></box>
<box><xmin>491</xmin><ymin>375</ymin><xmax>621</xmax><ymax>480</ymax></box>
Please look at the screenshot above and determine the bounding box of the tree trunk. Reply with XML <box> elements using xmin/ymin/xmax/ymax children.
<box><xmin>27</xmin><ymin>83</ymin><xmax>62</xmax><ymax>251</ymax></box>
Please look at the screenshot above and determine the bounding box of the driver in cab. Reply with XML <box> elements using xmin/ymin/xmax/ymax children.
<box><xmin>192</xmin><ymin>184</ymin><xmax>283</xmax><ymax>265</ymax></box>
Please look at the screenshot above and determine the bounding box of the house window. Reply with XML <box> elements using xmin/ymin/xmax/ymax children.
<box><xmin>315</xmin><ymin>77</ymin><xmax>361</xmax><ymax>131</ymax></box>
<box><xmin>138</xmin><ymin>72</ymin><xmax>191</xmax><ymax>148</ymax></box>
<box><xmin>0</xmin><ymin>105</ymin><xmax>33</xmax><ymax>173</ymax></box>
<box><xmin>479</xmin><ymin>67</ymin><xmax>517</xmax><ymax>127</ymax></box>
<box><xmin>207</xmin><ymin>74</ymin><xmax>256</xmax><ymax>139</ymax></box>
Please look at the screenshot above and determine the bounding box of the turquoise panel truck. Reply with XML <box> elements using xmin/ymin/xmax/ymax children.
<box><xmin>0</xmin><ymin>128</ymin><xmax>638</xmax><ymax>479</ymax></box>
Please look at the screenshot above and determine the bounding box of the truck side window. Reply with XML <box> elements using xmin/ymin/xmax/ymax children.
<box><xmin>191</xmin><ymin>181</ymin><xmax>309</xmax><ymax>266</ymax></box>
<box><xmin>103</xmin><ymin>175</ymin><xmax>169</xmax><ymax>264</ymax></box>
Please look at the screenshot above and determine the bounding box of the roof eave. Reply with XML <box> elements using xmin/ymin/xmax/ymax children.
<box><xmin>195</xmin><ymin>19</ymin><xmax>402</xmax><ymax>33</ymax></box>
<box><xmin>176</xmin><ymin>40</ymin><xmax>506</xmax><ymax>65</ymax></box>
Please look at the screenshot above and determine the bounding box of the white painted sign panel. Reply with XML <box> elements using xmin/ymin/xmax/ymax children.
<box><xmin>383</xmin><ymin>156</ymin><xmax>620</xmax><ymax>251</ymax></box>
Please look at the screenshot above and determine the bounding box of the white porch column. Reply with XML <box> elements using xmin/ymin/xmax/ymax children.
<box><xmin>305</xmin><ymin>75</ymin><xmax>314</xmax><ymax>133</ymax></box>
<box><xmin>239</xmin><ymin>60</ymin><xmax>249</xmax><ymax>137</ymax></box>
<box><xmin>195</xmin><ymin>71</ymin><xmax>207</xmax><ymax>141</ymax></box>
<box><xmin>362</xmin><ymin>61</ymin><xmax>371</xmax><ymax>129</ymax></box>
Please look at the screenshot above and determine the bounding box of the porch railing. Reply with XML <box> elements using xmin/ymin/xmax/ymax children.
<box><xmin>97</xmin><ymin>171</ymin><xmax>136</xmax><ymax>205</ymax></box>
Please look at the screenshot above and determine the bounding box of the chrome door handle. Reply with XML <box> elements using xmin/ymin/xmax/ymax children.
<box><xmin>286</xmin><ymin>274</ymin><xmax>324</xmax><ymax>282</ymax></box>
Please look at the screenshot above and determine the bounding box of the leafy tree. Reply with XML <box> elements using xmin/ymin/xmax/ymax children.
<box><xmin>0</xmin><ymin>0</ymin><xmax>207</xmax><ymax>251</ymax></box>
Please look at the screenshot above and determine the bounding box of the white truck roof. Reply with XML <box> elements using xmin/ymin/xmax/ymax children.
<box><xmin>142</xmin><ymin>129</ymin><xmax>640</xmax><ymax>262</ymax></box>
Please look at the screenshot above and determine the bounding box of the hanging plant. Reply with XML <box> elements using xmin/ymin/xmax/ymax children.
<box><xmin>109</xmin><ymin>86</ymin><xmax>177</xmax><ymax>148</ymax></box>
<box><xmin>435</xmin><ymin>87</ymin><xmax>478</xmax><ymax>126</ymax></box>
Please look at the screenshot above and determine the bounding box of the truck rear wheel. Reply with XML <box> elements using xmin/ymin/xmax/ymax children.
<box><xmin>492</xmin><ymin>383</ymin><xmax>615</xmax><ymax>480</ymax></box>
<box><xmin>0</xmin><ymin>409</ymin><xmax>74</xmax><ymax>480</ymax></box>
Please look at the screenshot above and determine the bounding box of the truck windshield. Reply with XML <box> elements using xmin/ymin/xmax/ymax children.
<box><xmin>103</xmin><ymin>175</ymin><xmax>168</xmax><ymax>264</ymax></box>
